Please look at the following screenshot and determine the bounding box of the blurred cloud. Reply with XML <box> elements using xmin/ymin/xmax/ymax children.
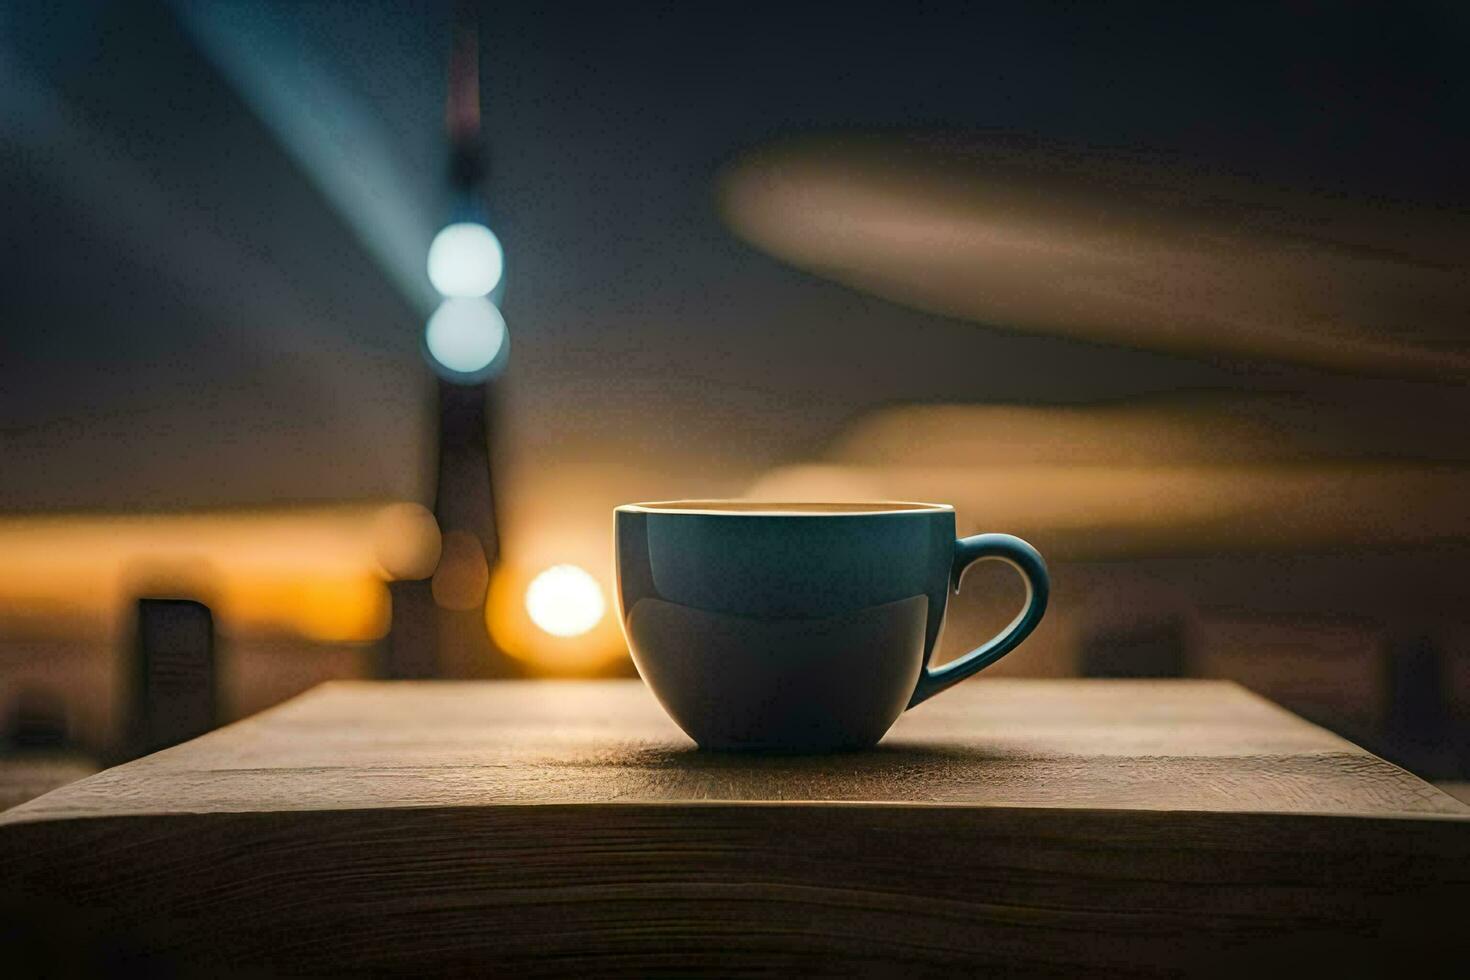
<box><xmin>720</xmin><ymin>134</ymin><xmax>1470</xmax><ymax>379</ymax></box>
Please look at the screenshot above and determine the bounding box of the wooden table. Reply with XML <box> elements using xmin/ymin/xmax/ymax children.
<box><xmin>4</xmin><ymin>680</ymin><xmax>1468</xmax><ymax>974</ymax></box>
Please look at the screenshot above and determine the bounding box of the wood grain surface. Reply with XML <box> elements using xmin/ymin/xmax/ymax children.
<box><xmin>3</xmin><ymin>679</ymin><xmax>1467</xmax><ymax>974</ymax></box>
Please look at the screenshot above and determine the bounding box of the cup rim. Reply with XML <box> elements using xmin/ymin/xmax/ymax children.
<box><xmin>616</xmin><ymin>499</ymin><xmax>953</xmax><ymax>516</ymax></box>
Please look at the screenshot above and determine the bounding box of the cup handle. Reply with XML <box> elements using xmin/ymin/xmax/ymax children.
<box><xmin>908</xmin><ymin>533</ymin><xmax>1049</xmax><ymax>708</ymax></box>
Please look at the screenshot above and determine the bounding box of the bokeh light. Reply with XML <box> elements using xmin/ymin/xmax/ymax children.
<box><xmin>427</xmin><ymin>221</ymin><xmax>504</xmax><ymax>297</ymax></box>
<box><xmin>431</xmin><ymin>529</ymin><xmax>490</xmax><ymax>610</ymax></box>
<box><xmin>371</xmin><ymin>502</ymin><xmax>441</xmax><ymax>580</ymax></box>
<box><xmin>524</xmin><ymin>564</ymin><xmax>605</xmax><ymax>638</ymax></box>
<box><xmin>424</xmin><ymin>296</ymin><xmax>507</xmax><ymax>378</ymax></box>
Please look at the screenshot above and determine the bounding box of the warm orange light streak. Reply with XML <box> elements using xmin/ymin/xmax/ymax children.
<box><xmin>0</xmin><ymin>503</ymin><xmax>439</xmax><ymax>642</ymax></box>
<box><xmin>745</xmin><ymin>461</ymin><xmax>1470</xmax><ymax>560</ymax></box>
<box><xmin>823</xmin><ymin>396</ymin><xmax>1470</xmax><ymax>469</ymax></box>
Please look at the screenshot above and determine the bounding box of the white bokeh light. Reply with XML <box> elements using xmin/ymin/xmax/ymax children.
<box><xmin>424</xmin><ymin>297</ymin><xmax>506</xmax><ymax>376</ymax></box>
<box><xmin>525</xmin><ymin>564</ymin><xmax>606</xmax><ymax>638</ymax></box>
<box><xmin>427</xmin><ymin>221</ymin><xmax>504</xmax><ymax>297</ymax></box>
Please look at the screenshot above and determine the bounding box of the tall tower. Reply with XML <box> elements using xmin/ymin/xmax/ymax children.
<box><xmin>430</xmin><ymin>378</ymin><xmax>510</xmax><ymax>677</ymax></box>
<box><xmin>387</xmin><ymin>1</ymin><xmax>513</xmax><ymax>679</ymax></box>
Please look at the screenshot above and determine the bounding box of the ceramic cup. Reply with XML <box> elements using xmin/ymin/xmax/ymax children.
<box><xmin>615</xmin><ymin>501</ymin><xmax>1049</xmax><ymax>751</ymax></box>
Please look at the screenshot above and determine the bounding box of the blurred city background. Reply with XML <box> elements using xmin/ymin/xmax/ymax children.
<box><xmin>2</xmin><ymin>1</ymin><xmax>1468</xmax><ymax>804</ymax></box>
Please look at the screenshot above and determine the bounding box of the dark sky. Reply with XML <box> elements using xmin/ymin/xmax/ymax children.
<box><xmin>2</xmin><ymin>1</ymin><xmax>1467</xmax><ymax>527</ymax></box>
